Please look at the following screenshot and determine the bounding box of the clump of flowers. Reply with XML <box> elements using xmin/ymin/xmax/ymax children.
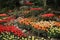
<box><xmin>54</xmin><ymin>22</ymin><xmax>60</xmax><ymax>27</ymax></box>
<box><xmin>0</xmin><ymin>13</ymin><xmax>8</xmax><ymax>23</ymax></box>
<box><xmin>0</xmin><ymin>16</ymin><xmax>15</xmax><ymax>23</ymax></box>
<box><xmin>0</xmin><ymin>32</ymin><xmax>21</xmax><ymax>40</ymax></box>
<box><xmin>0</xmin><ymin>25</ymin><xmax>26</xmax><ymax>38</ymax></box>
<box><xmin>0</xmin><ymin>13</ymin><xmax>8</xmax><ymax>16</ymax></box>
<box><xmin>18</xmin><ymin>17</ymin><xmax>59</xmax><ymax>31</ymax></box>
<box><xmin>31</xmin><ymin>21</ymin><xmax>55</xmax><ymax>31</ymax></box>
<box><xmin>25</xmin><ymin>2</ymin><xmax>33</xmax><ymax>5</ymax></box>
<box><xmin>30</xmin><ymin>8</ymin><xmax>43</xmax><ymax>10</ymax></box>
<box><xmin>18</xmin><ymin>18</ymin><xmax>37</xmax><ymax>25</ymax></box>
<box><xmin>47</xmin><ymin>27</ymin><xmax>60</xmax><ymax>38</ymax></box>
<box><xmin>41</xmin><ymin>13</ymin><xmax>55</xmax><ymax>18</ymax></box>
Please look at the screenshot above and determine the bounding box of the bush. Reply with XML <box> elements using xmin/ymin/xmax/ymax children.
<box><xmin>0</xmin><ymin>0</ymin><xmax>20</xmax><ymax>10</ymax></box>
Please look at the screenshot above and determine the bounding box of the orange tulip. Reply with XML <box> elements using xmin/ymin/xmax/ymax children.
<box><xmin>38</xmin><ymin>26</ymin><xmax>42</xmax><ymax>30</ymax></box>
<box><xmin>41</xmin><ymin>27</ymin><xmax>46</xmax><ymax>30</ymax></box>
<box><xmin>33</xmin><ymin>24</ymin><xmax>39</xmax><ymax>29</ymax></box>
<box><xmin>19</xmin><ymin>21</ymin><xmax>23</xmax><ymax>24</ymax></box>
<box><xmin>24</xmin><ymin>21</ymin><xmax>30</xmax><ymax>25</ymax></box>
<box><xmin>55</xmin><ymin>22</ymin><xmax>60</xmax><ymax>27</ymax></box>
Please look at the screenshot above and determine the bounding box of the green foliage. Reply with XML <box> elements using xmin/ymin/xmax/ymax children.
<box><xmin>0</xmin><ymin>0</ymin><xmax>20</xmax><ymax>10</ymax></box>
<box><xmin>0</xmin><ymin>16</ymin><xmax>7</xmax><ymax>19</ymax></box>
<box><xmin>47</xmin><ymin>27</ymin><xmax>60</xmax><ymax>38</ymax></box>
<box><xmin>30</xmin><ymin>0</ymin><xmax>43</xmax><ymax>6</ymax></box>
<box><xmin>0</xmin><ymin>32</ymin><xmax>20</xmax><ymax>40</ymax></box>
<box><xmin>24</xmin><ymin>10</ymin><xmax>44</xmax><ymax>18</ymax></box>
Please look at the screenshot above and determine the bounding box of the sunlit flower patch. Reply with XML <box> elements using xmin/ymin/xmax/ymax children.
<box><xmin>18</xmin><ymin>18</ymin><xmax>58</xmax><ymax>31</ymax></box>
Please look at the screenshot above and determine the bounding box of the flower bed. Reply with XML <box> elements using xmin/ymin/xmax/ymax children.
<box><xmin>0</xmin><ymin>25</ymin><xmax>26</xmax><ymax>40</ymax></box>
<box><xmin>17</xmin><ymin>17</ymin><xmax>60</xmax><ymax>38</ymax></box>
<box><xmin>0</xmin><ymin>0</ymin><xmax>60</xmax><ymax>39</ymax></box>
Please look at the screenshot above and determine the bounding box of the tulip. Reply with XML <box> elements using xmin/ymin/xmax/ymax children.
<box><xmin>25</xmin><ymin>2</ymin><xmax>33</xmax><ymax>5</ymax></box>
<box><xmin>41</xmin><ymin>13</ymin><xmax>55</xmax><ymax>17</ymax></box>
<box><xmin>0</xmin><ymin>14</ymin><xmax>8</xmax><ymax>16</ymax></box>
<box><xmin>0</xmin><ymin>19</ymin><xmax>7</xmax><ymax>23</ymax></box>
<box><xmin>30</xmin><ymin>8</ymin><xmax>43</xmax><ymax>10</ymax></box>
<box><xmin>0</xmin><ymin>25</ymin><xmax>26</xmax><ymax>37</ymax></box>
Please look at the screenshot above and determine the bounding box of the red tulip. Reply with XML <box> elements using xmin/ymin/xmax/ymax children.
<box><xmin>41</xmin><ymin>13</ymin><xmax>55</xmax><ymax>17</ymax></box>
<box><xmin>5</xmin><ymin>17</ymin><xmax>15</xmax><ymax>21</ymax></box>
<box><xmin>0</xmin><ymin>20</ymin><xmax>7</xmax><ymax>23</ymax></box>
<box><xmin>25</xmin><ymin>2</ymin><xmax>33</xmax><ymax>5</ymax></box>
<box><xmin>0</xmin><ymin>25</ymin><xmax>26</xmax><ymax>37</ymax></box>
<box><xmin>0</xmin><ymin>16</ymin><xmax>15</xmax><ymax>23</ymax></box>
<box><xmin>30</xmin><ymin>8</ymin><xmax>43</xmax><ymax>10</ymax></box>
<box><xmin>0</xmin><ymin>14</ymin><xmax>8</xmax><ymax>16</ymax></box>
